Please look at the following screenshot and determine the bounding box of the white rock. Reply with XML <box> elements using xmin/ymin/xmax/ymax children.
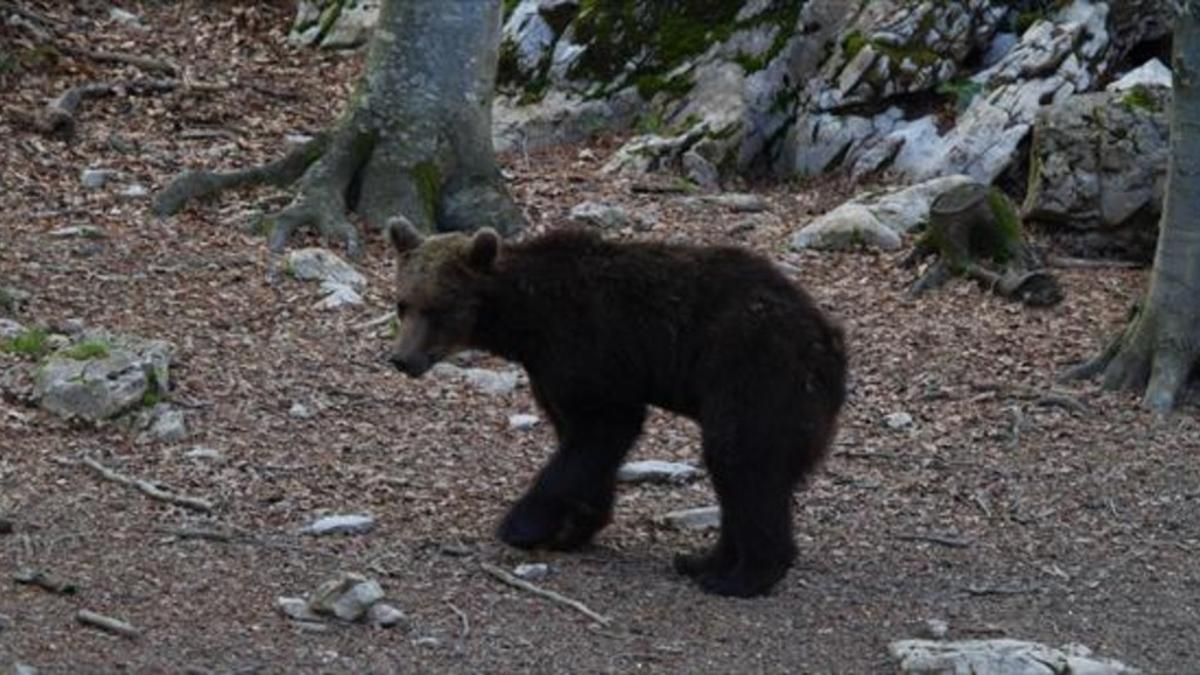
<box><xmin>890</xmin><ymin>639</ymin><xmax>1141</xmax><ymax>675</ymax></box>
<box><xmin>791</xmin><ymin>203</ymin><xmax>900</xmax><ymax>252</ymax></box>
<box><xmin>367</xmin><ymin>602</ymin><xmax>406</xmax><ymax>628</ymax></box>
<box><xmin>49</xmin><ymin>225</ymin><xmax>106</xmax><ymax>239</ymax></box>
<box><xmin>276</xmin><ymin>596</ymin><xmax>322</xmax><ymax>623</ymax></box>
<box><xmin>311</xmin><ymin>574</ymin><xmax>386</xmax><ymax>622</ymax></box>
<box><xmin>108</xmin><ymin>7</ymin><xmax>143</xmax><ymax>27</ymax></box>
<box><xmin>922</xmin><ymin>618</ymin><xmax>949</xmax><ymax>640</ymax></box>
<box><xmin>300</xmin><ymin>514</ymin><xmax>377</xmax><ymax>536</ymax></box>
<box><xmin>508</xmin><ymin>413</ymin><xmax>541</xmax><ymax>430</ymax></box>
<box><xmin>119</xmin><ymin>184</ymin><xmax>150</xmax><ymax>199</ymax></box>
<box><xmin>0</xmin><ymin>318</ymin><xmax>25</xmax><ymax>340</ymax></box>
<box><xmin>514</xmin><ymin>563</ymin><xmax>551</xmax><ymax>581</ymax></box>
<box><xmin>884</xmin><ymin>412</ymin><xmax>914</xmax><ymax>430</ymax></box>
<box><xmin>661</xmin><ymin>506</ymin><xmax>721</xmax><ymax>532</ymax></box>
<box><xmin>35</xmin><ymin>333</ymin><xmax>171</xmax><ymax>421</ymax></box>
<box><xmin>184</xmin><ymin>446</ymin><xmax>223</xmax><ymax>462</ymax></box>
<box><xmin>463</xmin><ymin>368</ymin><xmax>520</xmax><ymax>396</ymax></box>
<box><xmin>288</xmin><ymin>402</ymin><xmax>312</xmax><ymax>419</ymax></box>
<box><xmin>569</xmin><ymin>201</ymin><xmax>632</xmax><ymax>230</ymax></box>
<box><xmin>148</xmin><ymin>406</ymin><xmax>188</xmax><ymax>442</ymax></box>
<box><xmin>287</xmin><ymin>248</ymin><xmax>366</xmax><ymax>291</ymax></box>
<box><xmin>617</xmin><ymin>460</ymin><xmax>701</xmax><ymax>485</ymax></box>
<box><xmin>315</xmin><ymin>282</ymin><xmax>364</xmax><ymax>310</ymax></box>
<box><xmin>80</xmin><ymin>169</ymin><xmax>118</xmax><ymax>189</ymax></box>
<box><xmin>1107</xmin><ymin>58</ymin><xmax>1173</xmax><ymax>92</ymax></box>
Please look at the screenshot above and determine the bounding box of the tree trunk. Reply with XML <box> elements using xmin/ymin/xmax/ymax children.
<box><xmin>154</xmin><ymin>0</ymin><xmax>525</xmax><ymax>256</ymax></box>
<box><xmin>1065</xmin><ymin>3</ymin><xmax>1200</xmax><ymax>413</ymax></box>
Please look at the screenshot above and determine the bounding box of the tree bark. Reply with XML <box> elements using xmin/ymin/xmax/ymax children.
<box><xmin>154</xmin><ymin>0</ymin><xmax>525</xmax><ymax>256</ymax></box>
<box><xmin>1065</xmin><ymin>2</ymin><xmax>1200</xmax><ymax>412</ymax></box>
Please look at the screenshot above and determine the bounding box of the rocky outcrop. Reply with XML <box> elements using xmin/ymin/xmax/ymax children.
<box><xmin>1022</xmin><ymin>71</ymin><xmax>1170</xmax><ymax>259</ymax></box>
<box><xmin>35</xmin><ymin>332</ymin><xmax>171</xmax><ymax>422</ymax></box>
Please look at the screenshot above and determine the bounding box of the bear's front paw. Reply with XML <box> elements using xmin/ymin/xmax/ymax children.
<box><xmin>498</xmin><ymin>498</ymin><xmax>563</xmax><ymax>550</ymax></box>
<box><xmin>690</xmin><ymin>563</ymin><xmax>790</xmax><ymax>598</ymax></box>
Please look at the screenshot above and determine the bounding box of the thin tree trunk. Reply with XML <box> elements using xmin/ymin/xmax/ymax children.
<box><xmin>1066</xmin><ymin>3</ymin><xmax>1200</xmax><ymax>412</ymax></box>
<box><xmin>154</xmin><ymin>0</ymin><xmax>525</xmax><ymax>256</ymax></box>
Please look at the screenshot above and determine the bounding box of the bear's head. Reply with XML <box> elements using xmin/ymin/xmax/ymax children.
<box><xmin>386</xmin><ymin>216</ymin><xmax>500</xmax><ymax>377</ymax></box>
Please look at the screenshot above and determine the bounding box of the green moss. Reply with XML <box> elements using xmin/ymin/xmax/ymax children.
<box><xmin>411</xmin><ymin>161</ymin><xmax>441</xmax><ymax>224</ymax></box>
<box><xmin>142</xmin><ymin>370</ymin><xmax>163</xmax><ymax>408</ymax></box>
<box><xmin>635</xmin><ymin>110</ymin><xmax>666</xmax><ymax>135</ymax></box>
<box><xmin>985</xmin><ymin>187</ymin><xmax>1022</xmax><ymax>264</ymax></box>
<box><xmin>634</xmin><ymin>72</ymin><xmax>694</xmax><ymax>100</ymax></box>
<box><xmin>937</xmin><ymin>78</ymin><xmax>984</xmax><ymax>112</ymax></box>
<box><xmin>1120</xmin><ymin>85</ymin><xmax>1160</xmax><ymax>113</ymax></box>
<box><xmin>1</xmin><ymin>328</ymin><xmax>49</xmax><ymax>357</ymax></box>
<box><xmin>872</xmin><ymin>40</ymin><xmax>941</xmax><ymax>68</ymax></box>
<box><xmin>842</xmin><ymin>31</ymin><xmax>867</xmax><ymax>59</ymax></box>
<box><xmin>1016</xmin><ymin>10</ymin><xmax>1044</xmax><ymax>34</ymax></box>
<box><xmin>60</xmin><ymin>339</ymin><xmax>110</xmax><ymax>361</ymax></box>
<box><xmin>502</xmin><ymin>0</ymin><xmax>521</xmax><ymax>22</ymax></box>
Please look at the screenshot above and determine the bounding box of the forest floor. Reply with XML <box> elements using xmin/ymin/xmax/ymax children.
<box><xmin>2</xmin><ymin>3</ymin><xmax>1198</xmax><ymax>674</ymax></box>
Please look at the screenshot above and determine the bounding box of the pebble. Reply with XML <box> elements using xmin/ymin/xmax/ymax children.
<box><xmin>508</xmin><ymin>414</ymin><xmax>541</xmax><ymax>430</ymax></box>
<box><xmin>311</xmin><ymin>574</ymin><xmax>385</xmax><ymax>622</ymax></box>
<box><xmin>184</xmin><ymin>446</ymin><xmax>224</xmax><ymax>462</ymax></box>
<box><xmin>276</xmin><ymin>597</ymin><xmax>321</xmax><ymax>623</ymax></box>
<box><xmin>300</xmin><ymin>514</ymin><xmax>377</xmax><ymax>536</ymax></box>
<box><xmin>661</xmin><ymin>506</ymin><xmax>721</xmax><ymax>532</ymax></box>
<box><xmin>617</xmin><ymin>460</ymin><xmax>701</xmax><ymax>485</ymax></box>
<box><xmin>80</xmin><ymin>169</ymin><xmax>117</xmax><ymax>189</ymax></box>
<box><xmin>884</xmin><ymin>411</ymin><xmax>914</xmax><ymax>430</ymax></box>
<box><xmin>514</xmin><ymin>563</ymin><xmax>551</xmax><ymax>581</ymax></box>
<box><xmin>367</xmin><ymin>603</ymin><xmax>406</xmax><ymax>628</ymax></box>
<box><xmin>288</xmin><ymin>402</ymin><xmax>312</xmax><ymax>419</ymax></box>
<box><xmin>119</xmin><ymin>184</ymin><xmax>150</xmax><ymax>199</ymax></box>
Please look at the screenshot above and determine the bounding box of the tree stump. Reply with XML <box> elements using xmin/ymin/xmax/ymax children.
<box><xmin>905</xmin><ymin>182</ymin><xmax>1062</xmax><ymax>307</ymax></box>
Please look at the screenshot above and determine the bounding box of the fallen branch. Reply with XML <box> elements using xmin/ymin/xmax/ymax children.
<box><xmin>9</xmin><ymin>78</ymin><xmax>228</xmax><ymax>140</ymax></box>
<box><xmin>971</xmin><ymin>381</ymin><xmax>1087</xmax><ymax>414</ymax></box>
<box><xmin>58</xmin><ymin>45</ymin><xmax>178</xmax><ymax>76</ymax></box>
<box><xmin>78</xmin><ymin>457</ymin><xmax>214</xmax><ymax>513</ymax></box>
<box><xmin>480</xmin><ymin>562</ymin><xmax>611</xmax><ymax>626</ymax></box>
<box><xmin>1046</xmin><ymin>255</ymin><xmax>1142</xmax><ymax>270</ymax></box>
<box><xmin>448</xmin><ymin>602</ymin><xmax>470</xmax><ymax>643</ymax></box>
<box><xmin>963</xmin><ymin>584</ymin><xmax>1041</xmax><ymax>597</ymax></box>
<box><xmin>893</xmin><ymin>533</ymin><xmax>974</xmax><ymax>549</ymax></box>
<box><xmin>76</xmin><ymin>609</ymin><xmax>140</xmax><ymax>639</ymax></box>
<box><xmin>352</xmin><ymin>310</ymin><xmax>397</xmax><ymax>332</ymax></box>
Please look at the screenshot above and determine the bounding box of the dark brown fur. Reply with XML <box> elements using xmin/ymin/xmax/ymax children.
<box><xmin>389</xmin><ymin>224</ymin><xmax>846</xmax><ymax>597</ymax></box>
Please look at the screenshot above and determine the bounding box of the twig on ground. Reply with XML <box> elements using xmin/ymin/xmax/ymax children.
<box><xmin>76</xmin><ymin>609</ymin><xmax>140</xmax><ymax>639</ymax></box>
<box><xmin>963</xmin><ymin>585</ymin><xmax>1041</xmax><ymax>597</ymax></box>
<box><xmin>58</xmin><ymin>45</ymin><xmax>178</xmax><ymax>76</ymax></box>
<box><xmin>448</xmin><ymin>602</ymin><xmax>470</xmax><ymax>643</ymax></box>
<box><xmin>76</xmin><ymin>456</ymin><xmax>214</xmax><ymax>513</ymax></box>
<box><xmin>971</xmin><ymin>381</ymin><xmax>1087</xmax><ymax>414</ymax></box>
<box><xmin>1008</xmin><ymin>405</ymin><xmax>1024</xmax><ymax>450</ymax></box>
<box><xmin>480</xmin><ymin>562</ymin><xmax>612</xmax><ymax>626</ymax></box>
<box><xmin>1046</xmin><ymin>256</ymin><xmax>1143</xmax><ymax>270</ymax></box>
<box><xmin>893</xmin><ymin>533</ymin><xmax>974</xmax><ymax>549</ymax></box>
<box><xmin>353</xmin><ymin>310</ymin><xmax>397</xmax><ymax>332</ymax></box>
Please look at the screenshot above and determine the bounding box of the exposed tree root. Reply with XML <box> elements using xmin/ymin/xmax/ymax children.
<box><xmin>8</xmin><ymin>78</ymin><xmax>226</xmax><ymax>140</ymax></box>
<box><xmin>57</xmin><ymin>45</ymin><xmax>178</xmax><ymax>77</ymax></box>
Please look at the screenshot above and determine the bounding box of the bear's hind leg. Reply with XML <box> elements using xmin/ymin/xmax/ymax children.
<box><xmin>499</xmin><ymin>404</ymin><xmax>645</xmax><ymax>551</ymax></box>
<box><xmin>683</xmin><ymin>427</ymin><xmax>800</xmax><ymax>597</ymax></box>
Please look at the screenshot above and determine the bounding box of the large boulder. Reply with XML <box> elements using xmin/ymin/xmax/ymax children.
<box><xmin>35</xmin><ymin>333</ymin><xmax>171</xmax><ymax>421</ymax></box>
<box><xmin>289</xmin><ymin>0</ymin><xmax>381</xmax><ymax>50</ymax></box>
<box><xmin>1022</xmin><ymin>74</ymin><xmax>1170</xmax><ymax>259</ymax></box>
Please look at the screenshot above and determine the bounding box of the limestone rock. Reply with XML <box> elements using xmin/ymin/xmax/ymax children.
<box><xmin>287</xmin><ymin>248</ymin><xmax>366</xmax><ymax>291</ymax></box>
<box><xmin>1107</xmin><ymin>59</ymin><xmax>1172</xmax><ymax>93</ymax></box>
<box><xmin>300</xmin><ymin>514</ymin><xmax>377</xmax><ymax>536</ymax></box>
<box><xmin>310</xmin><ymin>572</ymin><xmax>386</xmax><ymax>622</ymax></box>
<box><xmin>617</xmin><ymin>460</ymin><xmax>702</xmax><ymax>485</ymax></box>
<box><xmin>890</xmin><ymin>639</ymin><xmax>1141</xmax><ymax>675</ymax></box>
<box><xmin>569</xmin><ymin>201</ymin><xmax>633</xmax><ymax>230</ymax></box>
<box><xmin>289</xmin><ymin>1</ymin><xmax>380</xmax><ymax>49</ymax></box>
<box><xmin>0</xmin><ymin>319</ymin><xmax>24</xmax><ymax>340</ymax></box>
<box><xmin>1022</xmin><ymin>85</ymin><xmax>1169</xmax><ymax>259</ymax></box>
<box><xmin>661</xmin><ymin>506</ymin><xmax>720</xmax><ymax>532</ymax></box>
<box><xmin>35</xmin><ymin>333</ymin><xmax>171</xmax><ymax>421</ymax></box>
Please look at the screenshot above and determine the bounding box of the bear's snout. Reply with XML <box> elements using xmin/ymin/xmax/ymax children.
<box><xmin>389</xmin><ymin>351</ymin><xmax>432</xmax><ymax>378</ymax></box>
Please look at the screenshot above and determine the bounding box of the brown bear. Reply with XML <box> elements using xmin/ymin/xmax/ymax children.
<box><xmin>387</xmin><ymin>217</ymin><xmax>846</xmax><ymax>597</ymax></box>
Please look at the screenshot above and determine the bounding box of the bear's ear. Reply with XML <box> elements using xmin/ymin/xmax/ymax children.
<box><xmin>387</xmin><ymin>216</ymin><xmax>423</xmax><ymax>255</ymax></box>
<box><xmin>468</xmin><ymin>228</ymin><xmax>500</xmax><ymax>270</ymax></box>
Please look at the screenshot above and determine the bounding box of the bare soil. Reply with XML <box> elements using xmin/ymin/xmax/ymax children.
<box><xmin>2</xmin><ymin>4</ymin><xmax>1198</xmax><ymax>674</ymax></box>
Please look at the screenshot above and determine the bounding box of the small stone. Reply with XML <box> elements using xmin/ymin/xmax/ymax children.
<box><xmin>288</xmin><ymin>402</ymin><xmax>312</xmax><ymax>419</ymax></box>
<box><xmin>508</xmin><ymin>414</ymin><xmax>541</xmax><ymax>430</ymax></box>
<box><xmin>49</xmin><ymin>225</ymin><xmax>107</xmax><ymax>239</ymax></box>
<box><xmin>413</xmin><ymin>636</ymin><xmax>442</xmax><ymax>648</ymax></box>
<box><xmin>184</xmin><ymin>446</ymin><xmax>223</xmax><ymax>462</ymax></box>
<box><xmin>577</xmin><ymin>148</ymin><xmax>597</xmax><ymax>161</ymax></box>
<box><xmin>884</xmin><ymin>412</ymin><xmax>914</xmax><ymax>430</ymax></box>
<box><xmin>315</xmin><ymin>282</ymin><xmax>364</xmax><ymax>310</ymax></box>
<box><xmin>514</xmin><ymin>563</ymin><xmax>551</xmax><ymax>581</ymax></box>
<box><xmin>310</xmin><ymin>573</ymin><xmax>386</xmax><ymax>622</ymax></box>
<box><xmin>45</xmin><ymin>334</ymin><xmax>71</xmax><ymax>351</ymax></box>
<box><xmin>367</xmin><ymin>602</ymin><xmax>406</xmax><ymax>628</ymax></box>
<box><xmin>0</xmin><ymin>318</ymin><xmax>25</xmax><ymax>340</ymax></box>
<box><xmin>922</xmin><ymin>618</ymin><xmax>949</xmax><ymax>640</ymax></box>
<box><xmin>276</xmin><ymin>596</ymin><xmax>322</xmax><ymax>623</ymax></box>
<box><xmin>287</xmin><ymin>248</ymin><xmax>366</xmax><ymax>291</ymax></box>
<box><xmin>617</xmin><ymin>460</ymin><xmax>702</xmax><ymax>485</ymax></box>
<box><xmin>13</xmin><ymin>664</ymin><xmax>38</xmax><ymax>675</ymax></box>
<box><xmin>80</xmin><ymin>169</ymin><xmax>117</xmax><ymax>189</ymax></box>
<box><xmin>702</xmin><ymin>193</ymin><xmax>768</xmax><ymax>213</ymax></box>
<box><xmin>108</xmin><ymin>7</ymin><xmax>143</xmax><ymax>26</ymax></box>
<box><xmin>148</xmin><ymin>406</ymin><xmax>187</xmax><ymax>442</ymax></box>
<box><xmin>54</xmin><ymin>318</ymin><xmax>87</xmax><ymax>335</ymax></box>
<box><xmin>119</xmin><ymin>184</ymin><xmax>150</xmax><ymax>199</ymax></box>
<box><xmin>661</xmin><ymin>506</ymin><xmax>721</xmax><ymax>532</ymax></box>
<box><xmin>300</xmin><ymin>514</ymin><xmax>377</xmax><ymax>536</ymax></box>
<box><xmin>682</xmin><ymin>150</ymin><xmax>720</xmax><ymax>190</ymax></box>
<box><xmin>569</xmin><ymin>201</ymin><xmax>633</xmax><ymax>230</ymax></box>
<box><xmin>463</xmin><ymin>368</ymin><xmax>519</xmax><ymax>396</ymax></box>
<box><xmin>0</xmin><ymin>612</ymin><xmax>11</xmax><ymax>630</ymax></box>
